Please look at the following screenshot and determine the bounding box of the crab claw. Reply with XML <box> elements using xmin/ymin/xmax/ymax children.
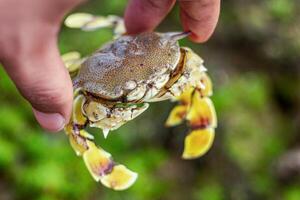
<box><xmin>100</xmin><ymin>165</ymin><xmax>138</xmax><ymax>191</ymax></box>
<box><xmin>165</xmin><ymin>87</ymin><xmax>194</xmax><ymax>127</ymax></box>
<box><xmin>182</xmin><ymin>128</ymin><xmax>215</xmax><ymax>159</ymax></box>
<box><xmin>186</xmin><ymin>91</ymin><xmax>217</xmax><ymax>129</ymax></box>
<box><xmin>69</xmin><ymin>132</ymin><xmax>88</xmax><ymax>156</ymax></box>
<box><xmin>83</xmin><ymin>141</ymin><xmax>114</xmax><ymax>181</ymax></box>
<box><xmin>165</xmin><ymin>105</ymin><xmax>188</xmax><ymax>127</ymax></box>
<box><xmin>176</xmin><ymin>87</ymin><xmax>194</xmax><ymax>104</ymax></box>
<box><xmin>165</xmin><ymin>71</ymin><xmax>217</xmax><ymax>159</ymax></box>
<box><xmin>73</xmin><ymin>95</ymin><xmax>87</xmax><ymax>125</ymax></box>
<box><xmin>83</xmin><ymin>141</ymin><xmax>137</xmax><ymax>190</ymax></box>
<box><xmin>180</xmin><ymin>90</ymin><xmax>217</xmax><ymax>159</ymax></box>
<box><xmin>61</xmin><ymin>51</ymin><xmax>85</xmax><ymax>77</ymax></box>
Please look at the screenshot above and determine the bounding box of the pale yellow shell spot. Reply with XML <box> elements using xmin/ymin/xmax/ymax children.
<box><xmin>182</xmin><ymin>128</ymin><xmax>215</xmax><ymax>159</ymax></box>
<box><xmin>127</xmin><ymin>85</ymin><xmax>147</xmax><ymax>101</ymax></box>
<box><xmin>142</xmin><ymin>87</ymin><xmax>159</xmax><ymax>101</ymax></box>
<box><xmin>152</xmin><ymin>74</ymin><xmax>170</xmax><ymax>90</ymax></box>
<box><xmin>124</xmin><ymin>80</ymin><xmax>137</xmax><ymax>90</ymax></box>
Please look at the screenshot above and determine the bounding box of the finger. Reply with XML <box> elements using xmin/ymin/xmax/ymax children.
<box><xmin>179</xmin><ymin>0</ymin><xmax>220</xmax><ymax>43</ymax></box>
<box><xmin>2</xmin><ymin>33</ymin><xmax>73</xmax><ymax>132</ymax></box>
<box><xmin>124</xmin><ymin>0</ymin><xmax>176</xmax><ymax>34</ymax></box>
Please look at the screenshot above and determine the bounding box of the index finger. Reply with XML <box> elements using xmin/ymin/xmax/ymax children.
<box><xmin>180</xmin><ymin>0</ymin><xmax>220</xmax><ymax>42</ymax></box>
<box><xmin>124</xmin><ymin>0</ymin><xmax>176</xmax><ymax>34</ymax></box>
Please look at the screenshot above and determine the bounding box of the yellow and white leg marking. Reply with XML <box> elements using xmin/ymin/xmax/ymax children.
<box><xmin>65</xmin><ymin>124</ymin><xmax>138</xmax><ymax>190</ymax></box>
<box><xmin>64</xmin><ymin>92</ymin><xmax>138</xmax><ymax>190</ymax></box>
<box><xmin>83</xmin><ymin>141</ymin><xmax>138</xmax><ymax>190</ymax></box>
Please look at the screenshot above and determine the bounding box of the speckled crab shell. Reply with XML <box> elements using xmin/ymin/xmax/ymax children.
<box><xmin>75</xmin><ymin>32</ymin><xmax>182</xmax><ymax>102</ymax></box>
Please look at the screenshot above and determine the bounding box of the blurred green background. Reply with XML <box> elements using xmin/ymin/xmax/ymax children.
<box><xmin>1</xmin><ymin>0</ymin><xmax>300</xmax><ymax>199</ymax></box>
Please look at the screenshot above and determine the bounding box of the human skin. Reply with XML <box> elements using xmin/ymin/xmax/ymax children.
<box><xmin>0</xmin><ymin>0</ymin><xmax>220</xmax><ymax>132</ymax></box>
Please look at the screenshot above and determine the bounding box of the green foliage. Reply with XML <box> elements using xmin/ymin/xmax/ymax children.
<box><xmin>268</xmin><ymin>0</ymin><xmax>295</xmax><ymax>21</ymax></box>
<box><xmin>283</xmin><ymin>185</ymin><xmax>300</xmax><ymax>200</ymax></box>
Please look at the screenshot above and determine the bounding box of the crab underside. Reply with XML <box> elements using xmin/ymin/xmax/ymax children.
<box><xmin>62</xmin><ymin>13</ymin><xmax>217</xmax><ymax>190</ymax></box>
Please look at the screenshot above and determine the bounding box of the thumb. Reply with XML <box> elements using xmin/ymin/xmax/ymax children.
<box><xmin>2</xmin><ymin>34</ymin><xmax>73</xmax><ymax>132</ymax></box>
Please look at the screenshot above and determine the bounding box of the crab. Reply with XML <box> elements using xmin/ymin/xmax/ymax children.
<box><xmin>62</xmin><ymin>13</ymin><xmax>217</xmax><ymax>190</ymax></box>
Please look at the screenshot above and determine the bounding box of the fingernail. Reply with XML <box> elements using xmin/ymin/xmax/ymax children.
<box><xmin>32</xmin><ymin>108</ymin><xmax>66</xmax><ymax>132</ymax></box>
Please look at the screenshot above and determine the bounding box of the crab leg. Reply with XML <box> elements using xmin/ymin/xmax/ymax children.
<box><xmin>64</xmin><ymin>13</ymin><xmax>125</xmax><ymax>38</ymax></box>
<box><xmin>165</xmin><ymin>49</ymin><xmax>217</xmax><ymax>159</ymax></box>
<box><xmin>183</xmin><ymin>83</ymin><xmax>217</xmax><ymax>159</ymax></box>
<box><xmin>64</xmin><ymin>93</ymin><xmax>138</xmax><ymax>190</ymax></box>
<box><xmin>61</xmin><ymin>51</ymin><xmax>86</xmax><ymax>78</ymax></box>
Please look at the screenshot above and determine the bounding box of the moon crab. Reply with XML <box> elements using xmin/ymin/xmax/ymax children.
<box><xmin>62</xmin><ymin>13</ymin><xmax>217</xmax><ymax>190</ymax></box>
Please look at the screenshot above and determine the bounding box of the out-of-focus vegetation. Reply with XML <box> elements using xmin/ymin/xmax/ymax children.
<box><xmin>1</xmin><ymin>0</ymin><xmax>300</xmax><ymax>199</ymax></box>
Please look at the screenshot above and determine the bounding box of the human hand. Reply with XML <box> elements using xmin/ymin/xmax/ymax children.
<box><xmin>0</xmin><ymin>0</ymin><xmax>85</xmax><ymax>132</ymax></box>
<box><xmin>125</xmin><ymin>0</ymin><xmax>220</xmax><ymax>42</ymax></box>
<box><xmin>0</xmin><ymin>0</ymin><xmax>220</xmax><ymax>133</ymax></box>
